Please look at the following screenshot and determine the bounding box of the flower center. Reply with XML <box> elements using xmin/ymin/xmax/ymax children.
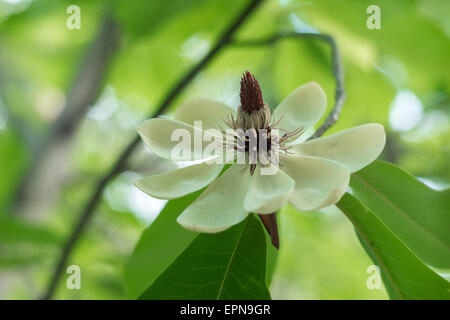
<box><xmin>222</xmin><ymin>71</ymin><xmax>304</xmax><ymax>174</ymax></box>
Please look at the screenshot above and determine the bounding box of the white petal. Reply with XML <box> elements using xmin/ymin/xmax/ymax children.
<box><xmin>138</xmin><ymin>118</ymin><xmax>215</xmax><ymax>161</ymax></box>
<box><xmin>244</xmin><ymin>166</ymin><xmax>294</xmax><ymax>214</ymax></box>
<box><xmin>174</xmin><ymin>98</ymin><xmax>236</xmax><ymax>130</ymax></box>
<box><xmin>274</xmin><ymin>82</ymin><xmax>327</xmax><ymax>132</ymax></box>
<box><xmin>292</xmin><ymin>123</ymin><xmax>386</xmax><ymax>173</ymax></box>
<box><xmin>177</xmin><ymin>164</ymin><xmax>251</xmax><ymax>233</ymax></box>
<box><xmin>134</xmin><ymin>161</ymin><xmax>224</xmax><ymax>200</ymax></box>
<box><xmin>280</xmin><ymin>155</ymin><xmax>350</xmax><ymax>211</ymax></box>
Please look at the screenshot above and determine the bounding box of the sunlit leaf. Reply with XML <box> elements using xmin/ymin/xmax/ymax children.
<box><xmin>351</xmin><ymin>160</ymin><xmax>450</xmax><ymax>268</ymax></box>
<box><xmin>337</xmin><ymin>193</ymin><xmax>450</xmax><ymax>300</ymax></box>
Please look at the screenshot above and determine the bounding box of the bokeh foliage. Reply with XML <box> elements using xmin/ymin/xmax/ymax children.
<box><xmin>0</xmin><ymin>0</ymin><xmax>448</xmax><ymax>299</ymax></box>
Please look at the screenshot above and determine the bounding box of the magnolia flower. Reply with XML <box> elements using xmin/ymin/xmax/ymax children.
<box><xmin>135</xmin><ymin>71</ymin><xmax>385</xmax><ymax>235</ymax></box>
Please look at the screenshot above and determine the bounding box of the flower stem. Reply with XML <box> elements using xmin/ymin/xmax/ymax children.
<box><xmin>258</xmin><ymin>212</ymin><xmax>279</xmax><ymax>249</ymax></box>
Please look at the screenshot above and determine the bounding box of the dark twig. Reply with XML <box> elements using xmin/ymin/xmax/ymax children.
<box><xmin>258</xmin><ymin>213</ymin><xmax>279</xmax><ymax>249</ymax></box>
<box><xmin>41</xmin><ymin>0</ymin><xmax>264</xmax><ymax>300</ymax></box>
<box><xmin>231</xmin><ymin>32</ymin><xmax>345</xmax><ymax>139</ymax></box>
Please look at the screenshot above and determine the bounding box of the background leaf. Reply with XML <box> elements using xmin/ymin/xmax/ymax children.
<box><xmin>2</xmin><ymin>0</ymin><xmax>449</xmax><ymax>299</ymax></box>
<box><xmin>0</xmin><ymin>216</ymin><xmax>61</xmax><ymax>245</ymax></box>
<box><xmin>350</xmin><ymin>160</ymin><xmax>450</xmax><ymax>268</ymax></box>
<box><xmin>337</xmin><ymin>193</ymin><xmax>450</xmax><ymax>300</ymax></box>
<box><xmin>139</xmin><ymin>215</ymin><xmax>271</xmax><ymax>300</ymax></box>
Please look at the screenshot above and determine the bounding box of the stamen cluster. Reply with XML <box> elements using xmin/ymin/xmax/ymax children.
<box><xmin>222</xmin><ymin>71</ymin><xmax>305</xmax><ymax>174</ymax></box>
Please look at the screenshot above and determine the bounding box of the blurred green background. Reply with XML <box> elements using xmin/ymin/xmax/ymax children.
<box><xmin>0</xmin><ymin>0</ymin><xmax>448</xmax><ymax>299</ymax></box>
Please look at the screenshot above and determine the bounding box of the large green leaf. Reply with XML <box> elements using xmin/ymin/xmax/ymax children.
<box><xmin>350</xmin><ymin>160</ymin><xmax>450</xmax><ymax>268</ymax></box>
<box><xmin>337</xmin><ymin>193</ymin><xmax>450</xmax><ymax>300</ymax></box>
<box><xmin>139</xmin><ymin>215</ymin><xmax>271</xmax><ymax>300</ymax></box>
<box><xmin>123</xmin><ymin>191</ymin><xmax>201</xmax><ymax>298</ymax></box>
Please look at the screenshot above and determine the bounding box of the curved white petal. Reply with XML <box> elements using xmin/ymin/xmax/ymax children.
<box><xmin>138</xmin><ymin>118</ymin><xmax>219</xmax><ymax>161</ymax></box>
<box><xmin>177</xmin><ymin>164</ymin><xmax>251</xmax><ymax>233</ymax></box>
<box><xmin>174</xmin><ymin>98</ymin><xmax>236</xmax><ymax>130</ymax></box>
<box><xmin>292</xmin><ymin>123</ymin><xmax>386</xmax><ymax>173</ymax></box>
<box><xmin>274</xmin><ymin>82</ymin><xmax>327</xmax><ymax>132</ymax></box>
<box><xmin>244</xmin><ymin>166</ymin><xmax>295</xmax><ymax>214</ymax></box>
<box><xmin>134</xmin><ymin>160</ymin><xmax>224</xmax><ymax>200</ymax></box>
<box><xmin>280</xmin><ymin>155</ymin><xmax>350</xmax><ymax>211</ymax></box>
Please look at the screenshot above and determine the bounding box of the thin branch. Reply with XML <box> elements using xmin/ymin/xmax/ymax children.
<box><xmin>231</xmin><ymin>31</ymin><xmax>345</xmax><ymax>139</ymax></box>
<box><xmin>41</xmin><ymin>0</ymin><xmax>264</xmax><ymax>300</ymax></box>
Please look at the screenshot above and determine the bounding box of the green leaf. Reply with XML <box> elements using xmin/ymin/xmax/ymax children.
<box><xmin>350</xmin><ymin>160</ymin><xmax>450</xmax><ymax>268</ymax></box>
<box><xmin>337</xmin><ymin>193</ymin><xmax>450</xmax><ymax>300</ymax></box>
<box><xmin>124</xmin><ymin>191</ymin><xmax>201</xmax><ymax>298</ymax></box>
<box><xmin>139</xmin><ymin>215</ymin><xmax>271</xmax><ymax>300</ymax></box>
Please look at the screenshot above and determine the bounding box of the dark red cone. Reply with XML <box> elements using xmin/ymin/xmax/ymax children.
<box><xmin>240</xmin><ymin>70</ymin><xmax>264</xmax><ymax>113</ymax></box>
